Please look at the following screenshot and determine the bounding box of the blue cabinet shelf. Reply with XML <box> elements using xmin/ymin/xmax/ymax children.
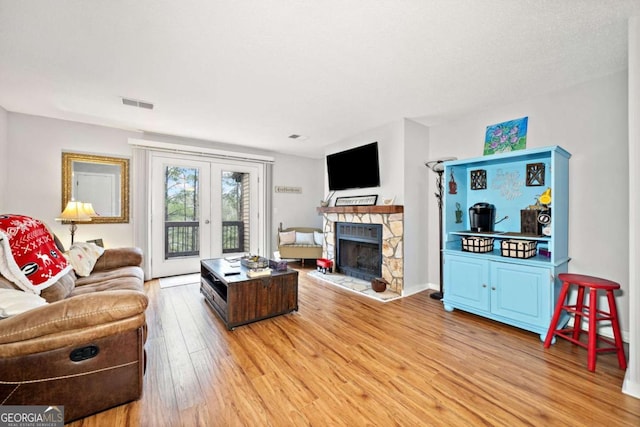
<box><xmin>442</xmin><ymin>146</ymin><xmax>571</xmax><ymax>340</ymax></box>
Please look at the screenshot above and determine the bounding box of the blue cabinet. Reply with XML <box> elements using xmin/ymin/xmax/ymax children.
<box><xmin>442</xmin><ymin>146</ymin><xmax>570</xmax><ymax>340</ymax></box>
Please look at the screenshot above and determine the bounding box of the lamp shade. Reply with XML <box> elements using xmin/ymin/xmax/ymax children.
<box><xmin>57</xmin><ymin>201</ymin><xmax>92</xmax><ymax>222</ymax></box>
<box><xmin>425</xmin><ymin>157</ymin><xmax>457</xmax><ymax>173</ymax></box>
<box><xmin>81</xmin><ymin>202</ymin><xmax>98</xmax><ymax>217</ymax></box>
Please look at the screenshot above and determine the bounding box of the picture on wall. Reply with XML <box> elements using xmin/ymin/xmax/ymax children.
<box><xmin>484</xmin><ymin>116</ymin><xmax>528</xmax><ymax>155</ymax></box>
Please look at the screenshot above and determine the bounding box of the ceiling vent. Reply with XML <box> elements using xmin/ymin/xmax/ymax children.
<box><xmin>121</xmin><ymin>97</ymin><xmax>154</xmax><ymax>110</ymax></box>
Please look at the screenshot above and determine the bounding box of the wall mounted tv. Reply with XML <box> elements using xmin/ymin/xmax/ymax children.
<box><xmin>327</xmin><ymin>142</ymin><xmax>380</xmax><ymax>191</ymax></box>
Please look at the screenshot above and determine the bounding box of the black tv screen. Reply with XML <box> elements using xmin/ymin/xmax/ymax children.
<box><xmin>327</xmin><ymin>142</ymin><xmax>380</xmax><ymax>191</ymax></box>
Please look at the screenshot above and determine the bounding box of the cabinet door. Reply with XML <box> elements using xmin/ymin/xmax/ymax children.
<box><xmin>443</xmin><ymin>254</ymin><xmax>490</xmax><ymax>311</ymax></box>
<box><xmin>490</xmin><ymin>262</ymin><xmax>552</xmax><ymax>329</ymax></box>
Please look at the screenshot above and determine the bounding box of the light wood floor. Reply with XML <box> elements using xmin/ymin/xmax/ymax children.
<box><xmin>69</xmin><ymin>264</ymin><xmax>639</xmax><ymax>426</ymax></box>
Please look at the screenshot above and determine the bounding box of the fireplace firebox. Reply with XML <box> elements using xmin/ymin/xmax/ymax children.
<box><xmin>335</xmin><ymin>222</ymin><xmax>382</xmax><ymax>281</ymax></box>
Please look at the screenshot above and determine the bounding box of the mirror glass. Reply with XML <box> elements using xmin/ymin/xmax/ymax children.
<box><xmin>62</xmin><ymin>152</ymin><xmax>130</xmax><ymax>223</ymax></box>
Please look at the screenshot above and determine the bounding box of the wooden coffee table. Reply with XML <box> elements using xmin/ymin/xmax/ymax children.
<box><xmin>200</xmin><ymin>258</ymin><xmax>299</xmax><ymax>330</ymax></box>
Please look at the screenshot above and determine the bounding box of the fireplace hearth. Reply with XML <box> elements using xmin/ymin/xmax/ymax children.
<box><xmin>336</xmin><ymin>222</ymin><xmax>382</xmax><ymax>281</ymax></box>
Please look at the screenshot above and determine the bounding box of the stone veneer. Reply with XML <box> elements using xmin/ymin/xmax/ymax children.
<box><xmin>321</xmin><ymin>211</ymin><xmax>404</xmax><ymax>293</ymax></box>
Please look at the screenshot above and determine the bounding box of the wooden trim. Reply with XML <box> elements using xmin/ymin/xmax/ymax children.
<box><xmin>317</xmin><ymin>205</ymin><xmax>403</xmax><ymax>214</ymax></box>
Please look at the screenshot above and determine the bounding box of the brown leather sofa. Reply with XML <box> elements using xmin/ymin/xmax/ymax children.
<box><xmin>0</xmin><ymin>246</ymin><xmax>148</xmax><ymax>423</ymax></box>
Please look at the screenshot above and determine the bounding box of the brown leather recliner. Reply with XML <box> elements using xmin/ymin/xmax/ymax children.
<box><xmin>0</xmin><ymin>246</ymin><xmax>148</xmax><ymax>423</ymax></box>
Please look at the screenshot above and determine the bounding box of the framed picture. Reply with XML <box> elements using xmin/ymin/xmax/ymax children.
<box><xmin>484</xmin><ymin>116</ymin><xmax>528</xmax><ymax>155</ymax></box>
<box><xmin>335</xmin><ymin>195</ymin><xmax>378</xmax><ymax>206</ymax></box>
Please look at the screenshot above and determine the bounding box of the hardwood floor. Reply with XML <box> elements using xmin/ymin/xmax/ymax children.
<box><xmin>69</xmin><ymin>264</ymin><xmax>639</xmax><ymax>426</ymax></box>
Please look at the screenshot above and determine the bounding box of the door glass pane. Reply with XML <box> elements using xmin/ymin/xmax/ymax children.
<box><xmin>165</xmin><ymin>166</ymin><xmax>200</xmax><ymax>259</ymax></box>
<box><xmin>221</xmin><ymin>171</ymin><xmax>249</xmax><ymax>253</ymax></box>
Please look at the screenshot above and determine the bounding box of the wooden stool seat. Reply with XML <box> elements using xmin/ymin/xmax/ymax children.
<box><xmin>544</xmin><ymin>273</ymin><xmax>626</xmax><ymax>372</ymax></box>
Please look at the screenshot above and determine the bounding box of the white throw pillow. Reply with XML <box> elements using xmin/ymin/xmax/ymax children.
<box><xmin>279</xmin><ymin>231</ymin><xmax>296</xmax><ymax>245</ymax></box>
<box><xmin>314</xmin><ymin>231</ymin><xmax>323</xmax><ymax>246</ymax></box>
<box><xmin>65</xmin><ymin>242</ymin><xmax>105</xmax><ymax>277</ymax></box>
<box><xmin>295</xmin><ymin>232</ymin><xmax>315</xmax><ymax>245</ymax></box>
<box><xmin>0</xmin><ymin>288</ymin><xmax>48</xmax><ymax>318</ymax></box>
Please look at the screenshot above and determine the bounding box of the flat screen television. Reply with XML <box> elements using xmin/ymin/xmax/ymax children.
<box><xmin>327</xmin><ymin>142</ymin><xmax>380</xmax><ymax>191</ymax></box>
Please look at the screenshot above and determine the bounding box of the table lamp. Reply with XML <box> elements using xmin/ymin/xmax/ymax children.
<box><xmin>56</xmin><ymin>200</ymin><xmax>93</xmax><ymax>245</ymax></box>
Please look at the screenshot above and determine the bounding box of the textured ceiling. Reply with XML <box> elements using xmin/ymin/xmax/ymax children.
<box><xmin>1</xmin><ymin>1</ymin><xmax>638</xmax><ymax>158</ymax></box>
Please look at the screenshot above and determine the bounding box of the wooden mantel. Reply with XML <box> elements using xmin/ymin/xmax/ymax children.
<box><xmin>317</xmin><ymin>205</ymin><xmax>403</xmax><ymax>215</ymax></box>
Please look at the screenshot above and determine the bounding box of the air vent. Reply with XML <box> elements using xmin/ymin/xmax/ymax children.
<box><xmin>121</xmin><ymin>97</ymin><xmax>154</xmax><ymax>110</ymax></box>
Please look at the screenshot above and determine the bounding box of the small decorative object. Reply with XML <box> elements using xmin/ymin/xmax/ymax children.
<box><xmin>484</xmin><ymin>116</ymin><xmax>528</xmax><ymax>155</ymax></box>
<box><xmin>320</xmin><ymin>191</ymin><xmax>335</xmax><ymax>207</ymax></box>
<box><xmin>491</xmin><ymin>169</ymin><xmax>523</xmax><ymax>200</ymax></box>
<box><xmin>526</xmin><ymin>163</ymin><xmax>545</xmax><ymax>186</ymax></box>
<box><xmin>520</xmin><ymin>209</ymin><xmax>542</xmax><ymax>235</ymax></box>
<box><xmin>334</xmin><ymin>195</ymin><xmax>378</xmax><ymax>206</ymax></box>
<box><xmin>382</xmin><ymin>196</ymin><xmax>395</xmax><ymax>205</ymax></box>
<box><xmin>274</xmin><ymin>186</ymin><xmax>302</xmax><ymax>194</ymax></box>
<box><xmin>316</xmin><ymin>258</ymin><xmax>333</xmax><ymax>274</ymax></box>
<box><xmin>269</xmin><ymin>259</ymin><xmax>288</xmax><ymax>271</ymax></box>
<box><xmin>455</xmin><ymin>202</ymin><xmax>463</xmax><ymax>224</ymax></box>
<box><xmin>470</xmin><ymin>169</ymin><xmax>487</xmax><ymax>190</ymax></box>
<box><xmin>448</xmin><ymin>170</ymin><xmax>457</xmax><ymax>194</ymax></box>
<box><xmin>241</xmin><ymin>255</ymin><xmax>269</xmax><ymax>269</ymax></box>
<box><xmin>371</xmin><ymin>277</ymin><xmax>388</xmax><ymax>293</ymax></box>
<box><xmin>538</xmin><ymin>211</ymin><xmax>552</xmax><ymax>236</ymax></box>
<box><xmin>538</xmin><ymin>188</ymin><xmax>552</xmax><ymax>205</ymax></box>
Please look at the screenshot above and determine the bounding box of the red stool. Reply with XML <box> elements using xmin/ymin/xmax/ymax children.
<box><xmin>544</xmin><ymin>273</ymin><xmax>626</xmax><ymax>372</ymax></box>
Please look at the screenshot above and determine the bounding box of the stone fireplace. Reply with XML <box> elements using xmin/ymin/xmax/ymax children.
<box><xmin>318</xmin><ymin>205</ymin><xmax>404</xmax><ymax>293</ymax></box>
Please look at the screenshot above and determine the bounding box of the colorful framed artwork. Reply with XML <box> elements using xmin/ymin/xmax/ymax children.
<box><xmin>484</xmin><ymin>116</ymin><xmax>528</xmax><ymax>155</ymax></box>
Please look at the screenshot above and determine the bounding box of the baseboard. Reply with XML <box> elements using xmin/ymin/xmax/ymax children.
<box><xmin>402</xmin><ymin>283</ymin><xmax>432</xmax><ymax>297</ymax></box>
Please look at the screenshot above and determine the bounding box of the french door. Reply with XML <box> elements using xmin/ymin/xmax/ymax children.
<box><xmin>150</xmin><ymin>153</ymin><xmax>262</xmax><ymax>278</ymax></box>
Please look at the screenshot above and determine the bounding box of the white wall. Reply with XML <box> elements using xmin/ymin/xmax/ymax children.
<box><xmin>5</xmin><ymin>113</ymin><xmax>324</xmax><ymax>254</ymax></box>
<box><xmin>402</xmin><ymin>119</ymin><xmax>430</xmax><ymax>294</ymax></box>
<box><xmin>428</xmin><ymin>70</ymin><xmax>631</xmax><ymax>336</ymax></box>
<box><xmin>0</xmin><ymin>106</ymin><xmax>7</xmax><ymax>210</ymax></box>
<box><xmin>623</xmin><ymin>14</ymin><xmax>640</xmax><ymax>399</ymax></box>
<box><xmin>271</xmin><ymin>152</ymin><xmax>324</xmax><ymax>254</ymax></box>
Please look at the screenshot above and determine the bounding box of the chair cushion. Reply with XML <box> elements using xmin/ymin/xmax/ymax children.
<box><xmin>72</xmin><ymin>266</ymin><xmax>145</xmax><ymax>296</ymax></box>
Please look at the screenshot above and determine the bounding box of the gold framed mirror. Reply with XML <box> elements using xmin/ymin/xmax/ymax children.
<box><xmin>62</xmin><ymin>152</ymin><xmax>130</xmax><ymax>223</ymax></box>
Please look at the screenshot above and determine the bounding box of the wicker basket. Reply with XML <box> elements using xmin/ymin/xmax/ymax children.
<box><xmin>461</xmin><ymin>236</ymin><xmax>495</xmax><ymax>253</ymax></box>
<box><xmin>500</xmin><ymin>240</ymin><xmax>538</xmax><ymax>259</ymax></box>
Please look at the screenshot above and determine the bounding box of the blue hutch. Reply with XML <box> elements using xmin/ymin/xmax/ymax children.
<box><xmin>442</xmin><ymin>146</ymin><xmax>571</xmax><ymax>340</ymax></box>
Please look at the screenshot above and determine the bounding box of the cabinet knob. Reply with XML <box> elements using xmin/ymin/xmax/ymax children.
<box><xmin>482</xmin><ymin>284</ymin><xmax>487</xmax><ymax>288</ymax></box>
<box><xmin>491</xmin><ymin>286</ymin><xmax>496</xmax><ymax>291</ymax></box>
